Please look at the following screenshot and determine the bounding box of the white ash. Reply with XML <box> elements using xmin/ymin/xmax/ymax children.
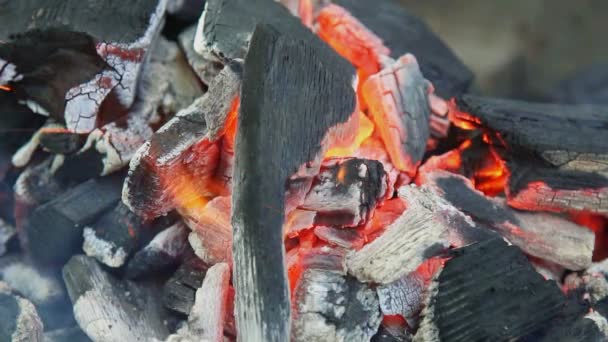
<box><xmin>0</xmin><ymin>218</ymin><xmax>15</xmax><ymax>256</ymax></box>
<box><xmin>146</xmin><ymin>221</ymin><xmax>189</xmax><ymax>257</ymax></box>
<box><xmin>10</xmin><ymin>294</ymin><xmax>44</xmax><ymax>342</ymax></box>
<box><xmin>19</xmin><ymin>99</ymin><xmax>50</xmax><ymax>116</ymax></box>
<box><xmin>1</xmin><ymin>262</ymin><xmax>63</xmax><ymax>305</ymax></box>
<box><xmin>82</xmin><ymin>227</ymin><xmax>128</xmax><ymax>268</ymax></box>
<box><xmin>11</xmin><ymin>122</ymin><xmax>64</xmax><ymax>167</ymax></box>
<box><xmin>586</xmin><ymin>311</ymin><xmax>608</xmax><ymax>338</ymax></box>
<box><xmin>377</xmin><ymin>272</ymin><xmax>425</xmax><ymax>327</ymax></box>
<box><xmin>0</xmin><ymin>59</ymin><xmax>20</xmax><ymax>84</ymax></box>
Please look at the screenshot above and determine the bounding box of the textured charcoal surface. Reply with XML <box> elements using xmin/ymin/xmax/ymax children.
<box><xmin>334</xmin><ymin>0</ymin><xmax>473</xmax><ymax>98</ymax></box>
<box><xmin>163</xmin><ymin>256</ymin><xmax>208</xmax><ymax>315</ymax></box>
<box><xmin>0</xmin><ymin>92</ymin><xmax>46</xmax><ymax>156</ymax></box>
<box><xmin>415</xmin><ymin>238</ymin><xmax>565</xmax><ymax>341</ymax></box>
<box><xmin>456</xmin><ymin>95</ymin><xmax>608</xmax><ymax>155</ymax></box>
<box><xmin>232</xmin><ymin>22</ymin><xmax>355</xmax><ymax>341</ymax></box>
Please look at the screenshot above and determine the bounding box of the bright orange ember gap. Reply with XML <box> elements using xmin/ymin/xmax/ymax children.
<box><xmin>572</xmin><ymin>212</ymin><xmax>608</xmax><ymax>261</ymax></box>
<box><xmin>0</xmin><ymin>85</ymin><xmax>11</xmax><ymax>92</ymax></box>
<box><xmin>447</xmin><ymin>98</ymin><xmax>481</xmax><ymax>131</ymax></box>
<box><xmin>325</xmin><ymin>111</ymin><xmax>374</xmax><ymax>158</ymax></box>
<box><xmin>473</xmin><ymin>145</ymin><xmax>508</xmax><ymax>196</ymax></box>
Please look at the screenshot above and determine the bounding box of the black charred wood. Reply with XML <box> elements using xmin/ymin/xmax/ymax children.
<box><xmin>372</xmin><ymin>325</ymin><xmax>413</xmax><ymax>342</ymax></box>
<box><xmin>25</xmin><ymin>174</ymin><xmax>123</xmax><ymax>265</ymax></box>
<box><xmin>38</xmin><ymin>130</ymin><xmax>85</xmax><ymax>154</ymax></box>
<box><xmin>414</xmin><ymin>238</ymin><xmax>565</xmax><ymax>342</ymax></box>
<box><xmin>163</xmin><ymin>255</ymin><xmax>208</xmax><ymax>315</ymax></box>
<box><xmin>333</xmin><ymin>0</ymin><xmax>473</xmax><ymax>98</ymax></box>
<box><xmin>232</xmin><ymin>22</ymin><xmax>355</xmax><ymax>340</ymax></box>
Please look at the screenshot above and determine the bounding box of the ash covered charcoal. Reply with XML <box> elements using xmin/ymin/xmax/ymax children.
<box><xmin>163</xmin><ymin>255</ymin><xmax>208</xmax><ymax>315</ymax></box>
<box><xmin>63</xmin><ymin>255</ymin><xmax>169</xmax><ymax>342</ymax></box>
<box><xmin>362</xmin><ymin>54</ymin><xmax>431</xmax><ymax>176</ymax></box>
<box><xmin>187</xmin><ymin>196</ymin><xmax>232</xmax><ymax>265</ymax></box>
<box><xmin>122</xmin><ymin>61</ymin><xmax>242</xmax><ymax>220</ymax></box>
<box><xmin>300</xmin><ymin>158</ymin><xmax>387</xmax><ymax>227</ymax></box>
<box><xmin>414</xmin><ymin>238</ymin><xmax>565</xmax><ymax>342</ymax></box>
<box><xmin>377</xmin><ymin>272</ymin><xmax>425</xmax><ymax>328</ymax></box>
<box><xmin>126</xmin><ymin>221</ymin><xmax>190</xmax><ymax>279</ymax></box>
<box><xmin>166</xmin><ymin>263</ymin><xmax>230</xmax><ymax>342</ymax></box>
<box><xmin>25</xmin><ymin>174</ymin><xmax>123</xmax><ymax>264</ymax></box>
<box><xmin>178</xmin><ymin>26</ymin><xmax>224</xmax><ymax>86</ymax></box>
<box><xmin>38</xmin><ymin>127</ymin><xmax>86</xmax><ymax>155</ymax></box>
<box><xmin>346</xmin><ymin>185</ymin><xmax>494</xmax><ymax>284</ymax></box>
<box><xmin>231</xmin><ymin>19</ymin><xmax>356</xmax><ymax>339</ymax></box>
<box><xmin>291</xmin><ymin>249</ymin><xmax>382</xmax><ymax>342</ymax></box>
<box><xmin>0</xmin><ymin>0</ymin><xmax>167</xmax><ymax>133</ymax></box>
<box><xmin>0</xmin><ymin>290</ymin><xmax>44</xmax><ymax>342</ymax></box>
<box><xmin>425</xmin><ymin>170</ymin><xmax>595</xmax><ymax>270</ymax></box>
<box><xmin>326</xmin><ymin>0</ymin><xmax>473</xmax><ymax>99</ymax></box>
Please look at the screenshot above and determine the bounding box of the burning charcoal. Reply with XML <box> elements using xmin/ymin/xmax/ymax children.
<box><xmin>292</xmin><ymin>268</ymin><xmax>382</xmax><ymax>342</ymax></box>
<box><xmin>43</xmin><ymin>326</ymin><xmax>91</xmax><ymax>342</ymax></box>
<box><xmin>122</xmin><ymin>62</ymin><xmax>242</xmax><ymax>219</ymax></box>
<box><xmin>163</xmin><ymin>256</ymin><xmax>208</xmax><ymax>315</ymax></box>
<box><xmin>377</xmin><ymin>272</ymin><xmax>425</xmax><ymax>328</ymax></box>
<box><xmin>63</xmin><ymin>255</ymin><xmax>169</xmax><ymax>341</ymax></box>
<box><xmin>126</xmin><ymin>221</ymin><xmax>190</xmax><ymax>279</ymax></box>
<box><xmin>0</xmin><ymin>292</ymin><xmax>43</xmax><ymax>342</ymax></box>
<box><xmin>0</xmin><ymin>218</ymin><xmax>15</xmax><ymax>256</ymax></box>
<box><xmin>0</xmin><ymin>0</ymin><xmax>167</xmax><ymax>133</ymax></box>
<box><xmin>414</xmin><ymin>238</ymin><xmax>565</xmax><ymax>342</ymax></box>
<box><xmin>314</xmin><ymin>226</ymin><xmax>360</xmax><ymax>249</ymax></box>
<box><xmin>284</xmin><ymin>209</ymin><xmax>317</xmax><ymax>238</ymax></box>
<box><xmin>25</xmin><ymin>175</ymin><xmax>123</xmax><ymax>264</ymax></box>
<box><xmin>232</xmin><ymin>22</ymin><xmax>356</xmax><ymax>340</ymax></box>
<box><xmin>187</xmin><ymin>196</ymin><xmax>232</xmax><ymax>265</ymax></box>
<box><xmin>167</xmin><ymin>263</ymin><xmax>230</xmax><ymax>342</ymax></box>
<box><xmin>346</xmin><ymin>185</ymin><xmax>493</xmax><ymax>284</ymax></box>
<box><xmin>362</xmin><ymin>54</ymin><xmax>431</xmax><ymax>176</ymax></box>
<box><xmin>331</xmin><ymin>0</ymin><xmax>473</xmax><ymax>98</ymax></box>
<box><xmin>427</xmin><ymin>170</ymin><xmax>595</xmax><ymax>270</ymax></box>
<box><xmin>178</xmin><ymin>26</ymin><xmax>224</xmax><ymax>85</ymax></box>
<box><xmin>300</xmin><ymin>158</ymin><xmax>387</xmax><ymax>227</ymax></box>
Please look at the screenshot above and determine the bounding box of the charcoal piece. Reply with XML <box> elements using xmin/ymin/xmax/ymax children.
<box><xmin>333</xmin><ymin>0</ymin><xmax>473</xmax><ymax>98</ymax></box>
<box><xmin>0</xmin><ymin>0</ymin><xmax>167</xmax><ymax>132</ymax></box>
<box><xmin>178</xmin><ymin>25</ymin><xmax>224</xmax><ymax>85</ymax></box>
<box><xmin>168</xmin><ymin>263</ymin><xmax>231</xmax><ymax>342</ymax></box>
<box><xmin>13</xmin><ymin>158</ymin><xmax>67</xmax><ymax>207</ymax></box>
<box><xmin>455</xmin><ymin>95</ymin><xmax>608</xmax><ymax>158</ymax></box>
<box><xmin>38</xmin><ymin>129</ymin><xmax>85</xmax><ymax>154</ymax></box>
<box><xmin>43</xmin><ymin>326</ymin><xmax>92</xmax><ymax>342</ymax></box>
<box><xmin>377</xmin><ymin>272</ymin><xmax>425</xmax><ymax>328</ymax></box>
<box><xmin>187</xmin><ymin>196</ymin><xmax>232</xmax><ymax>265</ymax></box>
<box><xmin>548</xmin><ymin>63</ymin><xmax>608</xmax><ymax>105</ymax></box>
<box><xmin>292</xmin><ymin>268</ymin><xmax>382</xmax><ymax>342</ymax></box>
<box><xmin>0</xmin><ymin>292</ymin><xmax>43</xmax><ymax>342</ymax></box>
<box><xmin>314</xmin><ymin>226</ymin><xmax>360</xmax><ymax>249</ymax></box>
<box><xmin>414</xmin><ymin>238</ymin><xmax>565</xmax><ymax>342</ymax></box>
<box><xmin>301</xmin><ymin>158</ymin><xmax>387</xmax><ymax>227</ymax></box>
<box><xmin>428</xmin><ymin>171</ymin><xmax>594</xmax><ymax>270</ymax></box>
<box><xmin>163</xmin><ymin>256</ymin><xmax>208</xmax><ymax>315</ymax></box>
<box><xmin>126</xmin><ymin>221</ymin><xmax>190</xmax><ymax>279</ymax></box>
<box><xmin>82</xmin><ymin>203</ymin><xmax>156</xmax><ymax>268</ymax></box>
<box><xmin>362</xmin><ymin>54</ymin><xmax>430</xmax><ymax>176</ymax></box>
<box><xmin>372</xmin><ymin>325</ymin><xmax>413</xmax><ymax>342</ymax></box>
<box><xmin>534</xmin><ymin>313</ymin><xmax>605</xmax><ymax>342</ymax></box>
<box><xmin>122</xmin><ymin>62</ymin><xmax>242</xmax><ymax>219</ymax></box>
<box><xmin>346</xmin><ymin>185</ymin><xmax>493</xmax><ymax>284</ymax></box>
<box><xmin>232</xmin><ymin>22</ymin><xmax>356</xmax><ymax>340</ymax></box>
<box><xmin>506</xmin><ymin>158</ymin><xmax>608</xmax><ymax>216</ymax></box>
<box><xmin>62</xmin><ymin>255</ymin><xmax>169</xmax><ymax>341</ymax></box>
<box><xmin>25</xmin><ymin>175</ymin><xmax>123</xmax><ymax>264</ymax></box>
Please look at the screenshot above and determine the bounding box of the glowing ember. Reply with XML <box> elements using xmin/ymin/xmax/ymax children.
<box><xmin>0</xmin><ymin>84</ymin><xmax>11</xmax><ymax>91</ymax></box>
<box><xmin>324</xmin><ymin>111</ymin><xmax>374</xmax><ymax>158</ymax></box>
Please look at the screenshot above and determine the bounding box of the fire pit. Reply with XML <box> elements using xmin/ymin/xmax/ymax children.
<box><xmin>1</xmin><ymin>0</ymin><xmax>607</xmax><ymax>341</ymax></box>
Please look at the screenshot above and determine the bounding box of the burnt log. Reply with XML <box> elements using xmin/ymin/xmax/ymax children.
<box><xmin>332</xmin><ymin>0</ymin><xmax>473</xmax><ymax>98</ymax></box>
<box><xmin>0</xmin><ymin>0</ymin><xmax>167</xmax><ymax>132</ymax></box>
<box><xmin>426</xmin><ymin>170</ymin><xmax>595</xmax><ymax>270</ymax></box>
<box><xmin>232</xmin><ymin>22</ymin><xmax>356</xmax><ymax>340</ymax></box>
<box><xmin>346</xmin><ymin>185</ymin><xmax>494</xmax><ymax>284</ymax></box>
<box><xmin>163</xmin><ymin>255</ymin><xmax>208</xmax><ymax>315</ymax></box>
<box><xmin>25</xmin><ymin>174</ymin><xmax>123</xmax><ymax>265</ymax></box>
<box><xmin>63</xmin><ymin>255</ymin><xmax>169</xmax><ymax>342</ymax></box>
<box><xmin>362</xmin><ymin>54</ymin><xmax>430</xmax><ymax>175</ymax></box>
<box><xmin>414</xmin><ymin>238</ymin><xmax>565</xmax><ymax>342</ymax></box>
<box><xmin>300</xmin><ymin>158</ymin><xmax>387</xmax><ymax>227</ymax></box>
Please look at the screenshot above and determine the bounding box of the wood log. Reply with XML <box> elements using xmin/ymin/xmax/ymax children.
<box><xmin>426</xmin><ymin>170</ymin><xmax>595</xmax><ymax>270</ymax></box>
<box><xmin>0</xmin><ymin>0</ymin><xmax>167</xmax><ymax>132</ymax></box>
<box><xmin>163</xmin><ymin>255</ymin><xmax>208</xmax><ymax>315</ymax></box>
<box><xmin>300</xmin><ymin>158</ymin><xmax>387</xmax><ymax>227</ymax></box>
<box><xmin>414</xmin><ymin>238</ymin><xmax>565</xmax><ymax>342</ymax></box>
<box><xmin>63</xmin><ymin>255</ymin><xmax>169</xmax><ymax>342</ymax></box>
<box><xmin>122</xmin><ymin>62</ymin><xmax>242</xmax><ymax>219</ymax></box>
<box><xmin>332</xmin><ymin>0</ymin><xmax>473</xmax><ymax>99</ymax></box>
<box><xmin>292</xmin><ymin>268</ymin><xmax>382</xmax><ymax>342</ymax></box>
<box><xmin>232</xmin><ymin>22</ymin><xmax>356</xmax><ymax>341</ymax></box>
<box><xmin>362</xmin><ymin>54</ymin><xmax>431</xmax><ymax>176</ymax></box>
<box><xmin>346</xmin><ymin>185</ymin><xmax>494</xmax><ymax>284</ymax></box>
<box><xmin>0</xmin><ymin>292</ymin><xmax>43</xmax><ymax>342</ymax></box>
<box><xmin>126</xmin><ymin>221</ymin><xmax>190</xmax><ymax>279</ymax></box>
<box><xmin>25</xmin><ymin>174</ymin><xmax>123</xmax><ymax>265</ymax></box>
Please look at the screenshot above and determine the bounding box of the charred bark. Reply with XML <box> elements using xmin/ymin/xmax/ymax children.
<box><xmin>232</xmin><ymin>22</ymin><xmax>355</xmax><ymax>340</ymax></box>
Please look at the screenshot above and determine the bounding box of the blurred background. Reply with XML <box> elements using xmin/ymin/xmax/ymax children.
<box><xmin>399</xmin><ymin>0</ymin><xmax>608</xmax><ymax>101</ymax></box>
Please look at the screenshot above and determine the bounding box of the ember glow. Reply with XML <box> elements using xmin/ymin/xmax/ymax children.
<box><xmin>0</xmin><ymin>84</ymin><xmax>11</xmax><ymax>91</ymax></box>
